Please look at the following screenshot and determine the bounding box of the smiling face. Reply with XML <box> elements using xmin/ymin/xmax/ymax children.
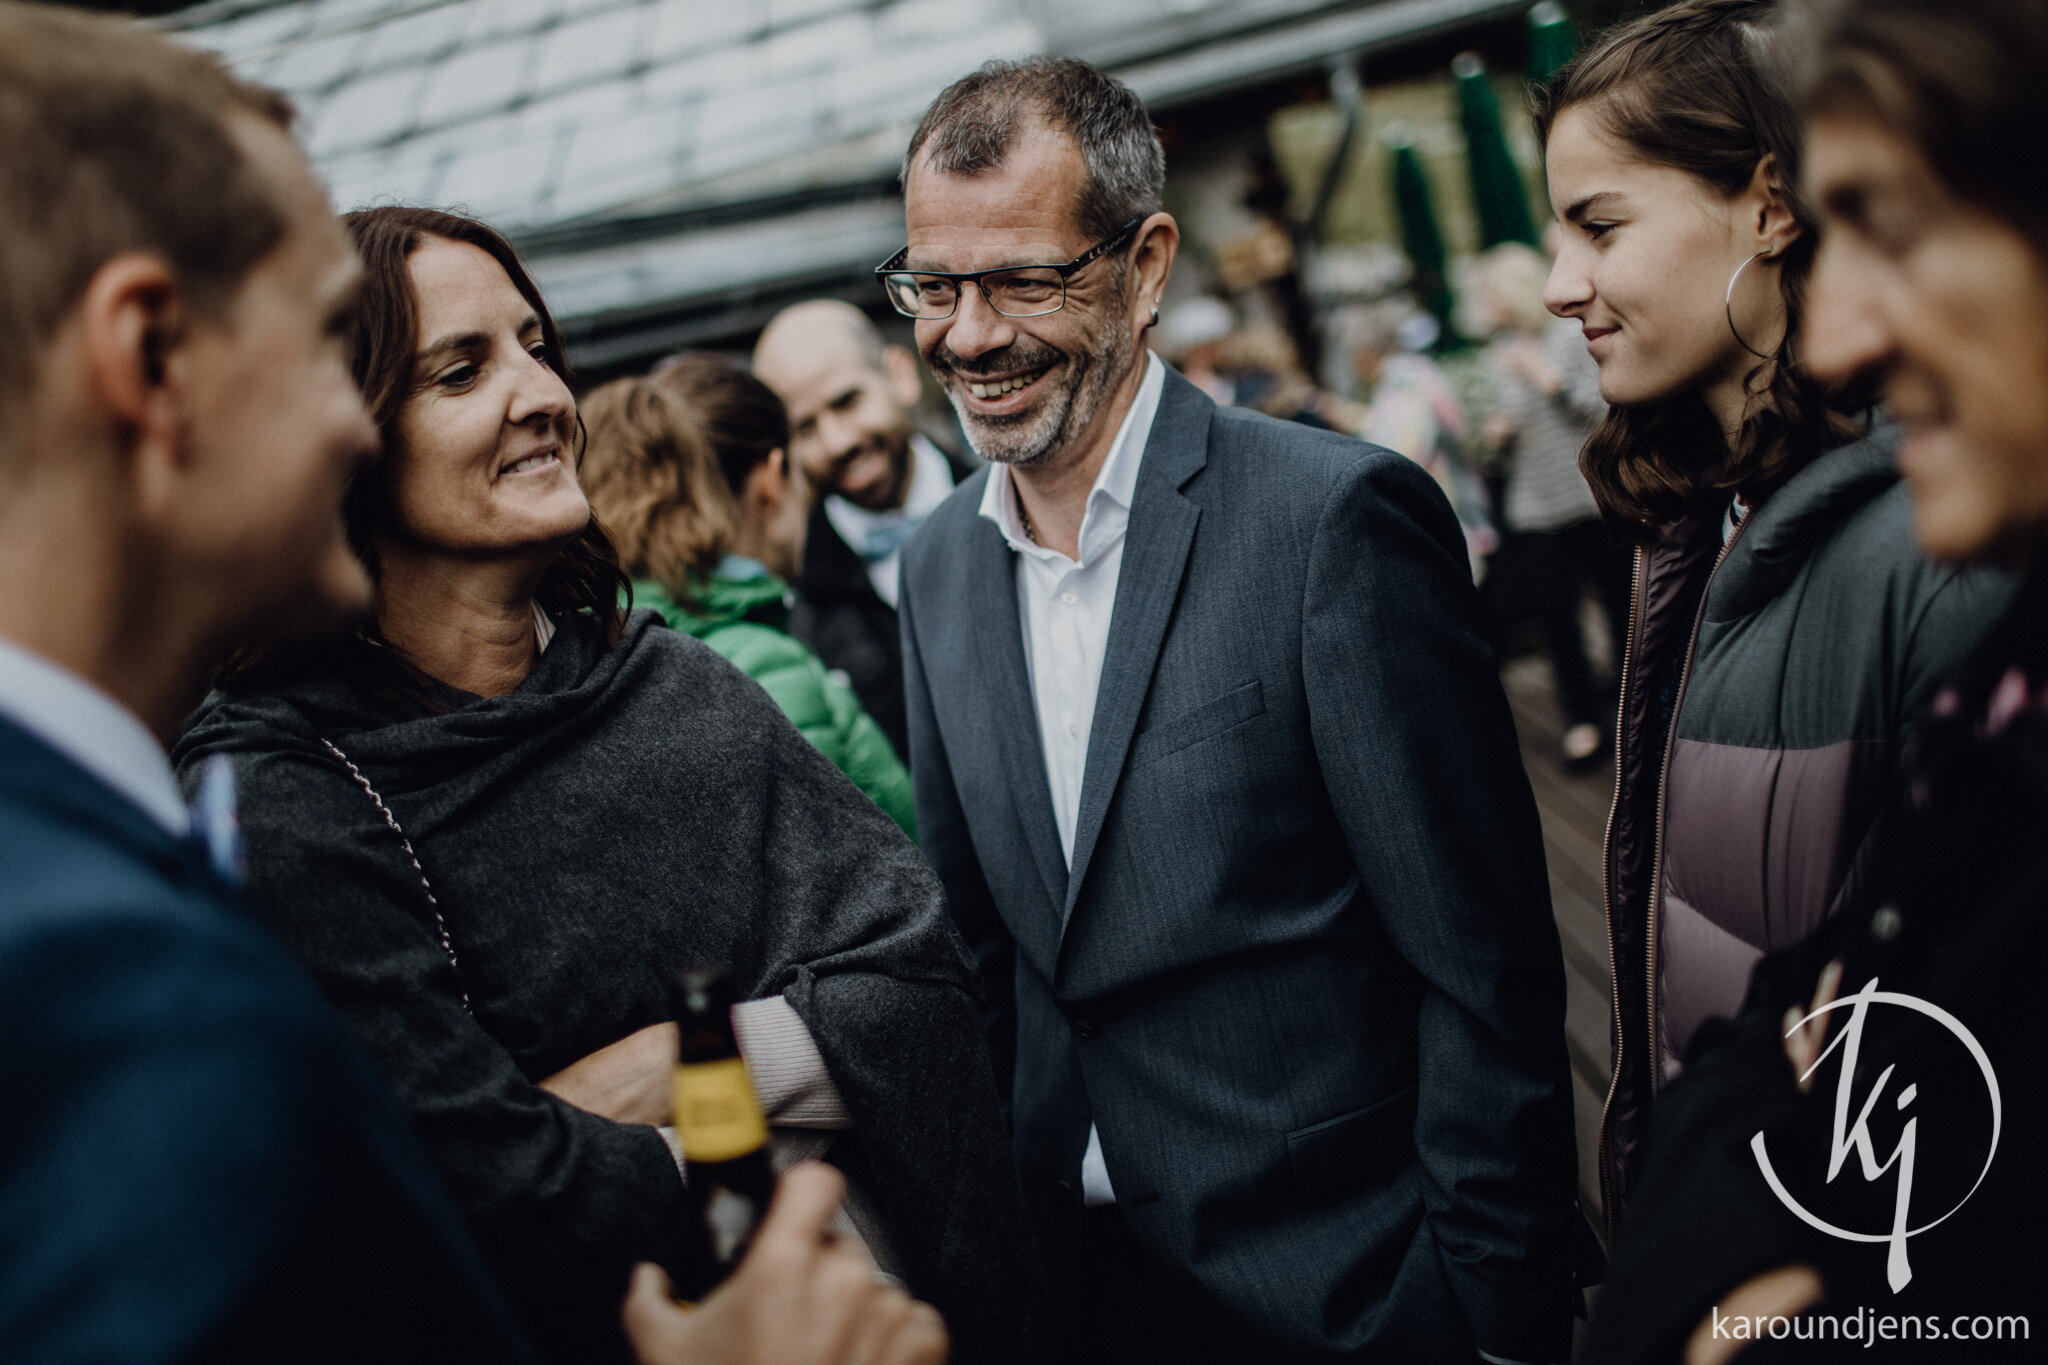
<box><xmin>903</xmin><ymin>123</ymin><xmax>1151</xmax><ymax>471</ymax></box>
<box><xmin>380</xmin><ymin>236</ymin><xmax>587</xmax><ymax>564</ymax></box>
<box><xmin>1804</xmin><ymin>116</ymin><xmax>2048</xmax><ymax>564</ymax></box>
<box><xmin>756</xmin><ymin>322</ymin><xmax>921</xmax><ymax>512</ymax></box>
<box><xmin>1543</xmin><ymin>104</ymin><xmax>1789</xmax><ymax>420</ymax></box>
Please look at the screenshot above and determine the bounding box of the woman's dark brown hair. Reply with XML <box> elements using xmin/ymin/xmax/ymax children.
<box><xmin>221</xmin><ymin>206</ymin><xmax>627</xmax><ymax>702</ymax></box>
<box><xmin>578</xmin><ymin>375</ymin><xmax>740</xmax><ymax>609</ymax></box>
<box><xmin>1799</xmin><ymin>0</ymin><xmax>2048</xmax><ymax>256</ymax></box>
<box><xmin>1535</xmin><ymin>0</ymin><xmax>1865</xmax><ymax>535</ymax></box>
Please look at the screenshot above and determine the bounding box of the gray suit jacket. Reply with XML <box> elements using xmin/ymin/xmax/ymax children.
<box><xmin>899</xmin><ymin>369</ymin><xmax>1575</xmax><ymax>1364</ymax></box>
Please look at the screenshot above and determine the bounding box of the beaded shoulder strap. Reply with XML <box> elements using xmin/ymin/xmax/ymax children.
<box><xmin>319</xmin><ymin>738</ymin><xmax>471</xmax><ymax>1013</ymax></box>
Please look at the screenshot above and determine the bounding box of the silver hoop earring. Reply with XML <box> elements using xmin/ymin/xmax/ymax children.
<box><xmin>1725</xmin><ymin>250</ymin><xmax>1778</xmax><ymax>360</ymax></box>
<box><xmin>1148</xmin><ymin>305</ymin><xmax>1160</xmax><ymax>328</ymax></box>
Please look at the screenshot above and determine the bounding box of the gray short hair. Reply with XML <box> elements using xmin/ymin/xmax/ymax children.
<box><xmin>904</xmin><ymin>57</ymin><xmax>1165</xmax><ymax>242</ymax></box>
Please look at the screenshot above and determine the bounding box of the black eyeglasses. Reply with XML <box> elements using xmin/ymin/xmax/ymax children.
<box><xmin>875</xmin><ymin>217</ymin><xmax>1145</xmax><ymax>320</ymax></box>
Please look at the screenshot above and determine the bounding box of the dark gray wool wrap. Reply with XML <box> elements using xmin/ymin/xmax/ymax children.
<box><xmin>174</xmin><ymin>610</ymin><xmax>1050</xmax><ymax>1365</ymax></box>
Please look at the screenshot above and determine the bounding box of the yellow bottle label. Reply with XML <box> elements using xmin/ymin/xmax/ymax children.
<box><xmin>673</xmin><ymin>1057</ymin><xmax>768</xmax><ymax>1162</ymax></box>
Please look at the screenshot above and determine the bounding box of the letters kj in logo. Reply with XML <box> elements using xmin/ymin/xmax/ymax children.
<box><xmin>1751</xmin><ymin>978</ymin><xmax>2002</xmax><ymax>1294</ymax></box>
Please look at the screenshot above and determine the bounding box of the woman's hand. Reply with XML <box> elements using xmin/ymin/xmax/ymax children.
<box><xmin>623</xmin><ymin>1164</ymin><xmax>948</xmax><ymax>1365</ymax></box>
<box><xmin>539</xmin><ymin>1022</ymin><xmax>678</xmax><ymax>1126</ymax></box>
<box><xmin>1783</xmin><ymin>959</ymin><xmax>1845</xmax><ymax>1091</ymax></box>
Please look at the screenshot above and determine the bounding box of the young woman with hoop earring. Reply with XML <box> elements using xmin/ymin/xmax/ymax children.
<box><xmin>1532</xmin><ymin>0</ymin><xmax>2013</xmax><ymax>1243</ymax></box>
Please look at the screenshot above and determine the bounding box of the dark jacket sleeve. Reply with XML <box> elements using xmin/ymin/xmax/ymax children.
<box><xmin>0</xmin><ymin>900</ymin><xmax>533</xmax><ymax>1365</ymax></box>
<box><xmin>226</xmin><ymin>745</ymin><xmax>685</xmax><ymax>1365</ymax></box>
<box><xmin>1301</xmin><ymin>449</ymin><xmax>1578</xmax><ymax>1364</ymax></box>
<box><xmin>898</xmin><ymin>570</ymin><xmax>1018</xmax><ymax>1103</ymax></box>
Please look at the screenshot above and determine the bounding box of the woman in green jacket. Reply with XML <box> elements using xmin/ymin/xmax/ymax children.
<box><xmin>581</xmin><ymin>356</ymin><xmax>915</xmax><ymax>836</ymax></box>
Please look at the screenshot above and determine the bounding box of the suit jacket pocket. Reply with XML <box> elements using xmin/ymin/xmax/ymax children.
<box><xmin>1128</xmin><ymin>680</ymin><xmax>1265</xmax><ymax>769</ymax></box>
<box><xmin>1285</xmin><ymin>1084</ymin><xmax>1418</xmax><ymax>1202</ymax></box>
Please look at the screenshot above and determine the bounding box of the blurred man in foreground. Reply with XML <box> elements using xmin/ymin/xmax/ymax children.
<box><xmin>0</xmin><ymin>8</ymin><xmax>942</xmax><ymax>1364</ymax></box>
<box><xmin>754</xmin><ymin>300</ymin><xmax>974</xmax><ymax>756</ymax></box>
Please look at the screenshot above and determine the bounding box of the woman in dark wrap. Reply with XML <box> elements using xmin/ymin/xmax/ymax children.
<box><xmin>173</xmin><ymin>206</ymin><xmax>1047</xmax><ymax>1365</ymax></box>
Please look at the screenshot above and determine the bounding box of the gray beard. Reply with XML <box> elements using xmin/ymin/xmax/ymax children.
<box><xmin>950</xmin><ymin>317</ymin><xmax>1137</xmax><ymax>470</ymax></box>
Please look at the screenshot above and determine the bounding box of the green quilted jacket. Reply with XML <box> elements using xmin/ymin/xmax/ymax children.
<box><xmin>633</xmin><ymin>570</ymin><xmax>916</xmax><ymax>838</ymax></box>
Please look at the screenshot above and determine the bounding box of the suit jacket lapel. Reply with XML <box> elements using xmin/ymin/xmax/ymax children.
<box><xmin>0</xmin><ymin>715</ymin><xmax>209</xmax><ymax>889</ymax></box>
<box><xmin>1061</xmin><ymin>372</ymin><xmax>1213</xmax><ymax>934</ymax></box>
<box><xmin>964</xmin><ymin>515</ymin><xmax>1071</xmax><ymax>925</ymax></box>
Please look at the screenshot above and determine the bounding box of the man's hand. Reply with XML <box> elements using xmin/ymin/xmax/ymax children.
<box><xmin>623</xmin><ymin>1162</ymin><xmax>948</xmax><ymax>1365</ymax></box>
<box><xmin>539</xmin><ymin>1022</ymin><xmax>677</xmax><ymax>1126</ymax></box>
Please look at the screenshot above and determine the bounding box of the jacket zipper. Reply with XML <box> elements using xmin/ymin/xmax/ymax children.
<box><xmin>1643</xmin><ymin>513</ymin><xmax>1753</xmax><ymax>1101</ymax></box>
<box><xmin>1590</xmin><ymin>510</ymin><xmax>1759</xmax><ymax>1245</ymax></box>
<box><xmin>1594</xmin><ymin>546</ymin><xmax>1645</xmax><ymax>1241</ymax></box>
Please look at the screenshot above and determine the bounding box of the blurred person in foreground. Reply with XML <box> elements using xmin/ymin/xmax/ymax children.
<box><xmin>579</xmin><ymin>358</ymin><xmax>915</xmax><ymax>835</ymax></box>
<box><xmin>753</xmin><ymin>300</ymin><xmax>976</xmax><ymax>758</ymax></box>
<box><xmin>175</xmin><ymin>206</ymin><xmax>1046</xmax><ymax>1365</ymax></box>
<box><xmin>1585</xmin><ymin>0</ymin><xmax>2048</xmax><ymax>1358</ymax></box>
<box><xmin>0</xmin><ymin>7</ymin><xmax>945</xmax><ymax>1365</ymax></box>
<box><xmin>1534</xmin><ymin>0</ymin><xmax>2010</xmax><ymax>1239</ymax></box>
<box><xmin>891</xmin><ymin>55</ymin><xmax>1574</xmax><ymax>1365</ymax></box>
<box><xmin>1472</xmin><ymin>241</ymin><xmax>1628</xmax><ymax>771</ymax></box>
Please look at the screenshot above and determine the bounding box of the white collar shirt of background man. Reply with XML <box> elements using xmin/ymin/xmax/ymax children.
<box><xmin>824</xmin><ymin>433</ymin><xmax>959</xmax><ymax>608</ymax></box>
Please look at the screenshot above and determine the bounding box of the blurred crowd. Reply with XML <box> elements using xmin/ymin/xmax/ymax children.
<box><xmin>1158</xmin><ymin>235</ymin><xmax>1630</xmax><ymax>769</ymax></box>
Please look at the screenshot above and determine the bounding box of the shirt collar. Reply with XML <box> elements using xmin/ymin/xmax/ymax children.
<box><xmin>716</xmin><ymin>554</ymin><xmax>772</xmax><ymax>581</ymax></box>
<box><xmin>978</xmin><ymin>351</ymin><xmax>1165</xmax><ymax>564</ymax></box>
<box><xmin>0</xmin><ymin>634</ymin><xmax>189</xmax><ymax>835</ymax></box>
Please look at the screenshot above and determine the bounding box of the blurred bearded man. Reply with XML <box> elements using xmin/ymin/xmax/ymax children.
<box><xmin>753</xmin><ymin>300</ymin><xmax>975</xmax><ymax>756</ymax></box>
<box><xmin>892</xmin><ymin>56</ymin><xmax>1577</xmax><ymax>1365</ymax></box>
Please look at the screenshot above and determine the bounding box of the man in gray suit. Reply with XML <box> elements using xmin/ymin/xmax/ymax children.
<box><xmin>892</xmin><ymin>58</ymin><xmax>1576</xmax><ymax>1365</ymax></box>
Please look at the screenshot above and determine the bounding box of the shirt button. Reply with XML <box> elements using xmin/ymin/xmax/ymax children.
<box><xmin>1061</xmin><ymin>591</ymin><xmax>1078</xmax><ymax>606</ymax></box>
<box><xmin>1067</xmin><ymin>723</ymin><xmax>1079</xmax><ymax>737</ymax></box>
<box><xmin>1071</xmin><ymin>1015</ymin><xmax>1102</xmax><ymax>1040</ymax></box>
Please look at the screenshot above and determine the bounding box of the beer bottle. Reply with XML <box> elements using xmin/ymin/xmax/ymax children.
<box><xmin>671</xmin><ymin>964</ymin><xmax>777</xmax><ymax>1283</ymax></box>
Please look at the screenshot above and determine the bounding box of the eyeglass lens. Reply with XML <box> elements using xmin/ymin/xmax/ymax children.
<box><xmin>884</xmin><ymin>268</ymin><xmax>1066</xmax><ymax>319</ymax></box>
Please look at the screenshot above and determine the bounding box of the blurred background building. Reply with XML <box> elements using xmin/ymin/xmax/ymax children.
<box><xmin>155</xmin><ymin>0</ymin><xmax>1621</xmax><ymax>379</ymax></box>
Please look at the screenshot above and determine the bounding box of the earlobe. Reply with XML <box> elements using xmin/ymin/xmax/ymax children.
<box><xmin>1135</xmin><ymin>212</ymin><xmax>1181</xmax><ymax>296</ymax></box>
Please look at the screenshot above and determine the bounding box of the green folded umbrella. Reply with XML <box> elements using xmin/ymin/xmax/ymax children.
<box><xmin>1454</xmin><ymin>51</ymin><xmax>1539</xmax><ymax>249</ymax></box>
<box><xmin>1528</xmin><ymin>0</ymin><xmax>1576</xmax><ymax>85</ymax></box>
<box><xmin>1390</xmin><ymin>137</ymin><xmax>1455</xmax><ymax>339</ymax></box>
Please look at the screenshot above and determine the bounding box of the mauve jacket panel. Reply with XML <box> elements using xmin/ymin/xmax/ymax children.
<box><xmin>173</xmin><ymin>613</ymin><xmax>1050</xmax><ymax>1365</ymax></box>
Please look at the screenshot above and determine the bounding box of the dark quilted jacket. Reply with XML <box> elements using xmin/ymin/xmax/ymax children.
<box><xmin>1596</xmin><ymin>425</ymin><xmax>2012</xmax><ymax>1233</ymax></box>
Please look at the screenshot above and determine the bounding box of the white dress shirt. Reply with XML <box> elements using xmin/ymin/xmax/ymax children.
<box><xmin>0</xmin><ymin>634</ymin><xmax>188</xmax><ymax>836</ymax></box>
<box><xmin>977</xmin><ymin>351</ymin><xmax>1166</xmax><ymax>1206</ymax></box>
<box><xmin>823</xmin><ymin>434</ymin><xmax>958</xmax><ymax>609</ymax></box>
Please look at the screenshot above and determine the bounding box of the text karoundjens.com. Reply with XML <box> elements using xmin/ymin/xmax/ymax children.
<box><xmin>1711</xmin><ymin>1306</ymin><xmax>2030</xmax><ymax>1347</ymax></box>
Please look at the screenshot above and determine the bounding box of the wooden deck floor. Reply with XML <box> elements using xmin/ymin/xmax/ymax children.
<box><xmin>1500</xmin><ymin>652</ymin><xmax>1616</xmax><ymax>1239</ymax></box>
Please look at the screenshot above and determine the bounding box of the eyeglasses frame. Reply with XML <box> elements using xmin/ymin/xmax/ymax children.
<box><xmin>874</xmin><ymin>216</ymin><xmax>1148</xmax><ymax>320</ymax></box>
